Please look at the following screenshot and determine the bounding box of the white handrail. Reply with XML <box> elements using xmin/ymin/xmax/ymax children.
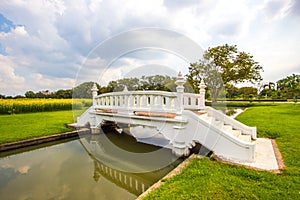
<box><xmin>95</xmin><ymin>90</ymin><xmax>177</xmax><ymax>98</ymax></box>
<box><xmin>205</xmin><ymin>106</ymin><xmax>257</xmax><ymax>139</ymax></box>
<box><xmin>182</xmin><ymin>93</ymin><xmax>201</xmax><ymax>110</ymax></box>
<box><xmin>94</xmin><ymin>90</ymin><xmax>178</xmax><ymax>113</ymax></box>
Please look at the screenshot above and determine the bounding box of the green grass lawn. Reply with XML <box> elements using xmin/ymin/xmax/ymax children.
<box><xmin>144</xmin><ymin>104</ymin><xmax>300</xmax><ymax>199</ymax></box>
<box><xmin>0</xmin><ymin>110</ymin><xmax>74</xmax><ymax>144</ymax></box>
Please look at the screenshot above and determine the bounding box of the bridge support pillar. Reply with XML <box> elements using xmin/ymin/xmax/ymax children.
<box><xmin>91</xmin><ymin>127</ymin><xmax>101</xmax><ymax>134</ymax></box>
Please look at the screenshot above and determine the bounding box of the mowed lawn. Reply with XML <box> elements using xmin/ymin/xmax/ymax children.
<box><xmin>0</xmin><ymin>111</ymin><xmax>74</xmax><ymax>144</ymax></box>
<box><xmin>144</xmin><ymin>104</ymin><xmax>300</xmax><ymax>199</ymax></box>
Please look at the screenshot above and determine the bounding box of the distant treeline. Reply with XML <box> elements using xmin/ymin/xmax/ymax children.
<box><xmin>0</xmin><ymin>74</ymin><xmax>299</xmax><ymax>100</ymax></box>
<box><xmin>0</xmin><ymin>75</ymin><xmax>184</xmax><ymax>99</ymax></box>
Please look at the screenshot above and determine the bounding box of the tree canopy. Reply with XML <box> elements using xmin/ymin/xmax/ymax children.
<box><xmin>106</xmin><ymin>75</ymin><xmax>177</xmax><ymax>92</ymax></box>
<box><xmin>276</xmin><ymin>74</ymin><xmax>300</xmax><ymax>99</ymax></box>
<box><xmin>187</xmin><ymin>44</ymin><xmax>263</xmax><ymax>101</ymax></box>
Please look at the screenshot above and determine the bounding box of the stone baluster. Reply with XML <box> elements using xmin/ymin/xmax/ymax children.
<box><xmin>115</xmin><ymin>96</ymin><xmax>119</xmax><ymax>107</ymax></box>
<box><xmin>141</xmin><ymin>95</ymin><xmax>147</xmax><ymax>107</ymax></box>
<box><xmin>110</xmin><ymin>96</ymin><xmax>114</xmax><ymax>106</ymax></box>
<box><xmin>183</xmin><ymin>96</ymin><xmax>188</xmax><ymax>106</ymax></box>
<box><xmin>191</xmin><ymin>96</ymin><xmax>195</xmax><ymax>107</ymax></box>
<box><xmin>156</xmin><ymin>95</ymin><xmax>162</xmax><ymax>108</ymax></box>
<box><xmin>136</xmin><ymin>95</ymin><xmax>140</xmax><ymax>107</ymax></box>
<box><xmin>123</xmin><ymin>86</ymin><xmax>129</xmax><ymax>108</ymax></box>
<box><xmin>198</xmin><ymin>79</ymin><xmax>207</xmax><ymax>109</ymax></box>
<box><xmin>149</xmin><ymin>95</ymin><xmax>154</xmax><ymax>107</ymax></box>
<box><xmin>122</xmin><ymin>96</ymin><xmax>126</xmax><ymax>107</ymax></box>
<box><xmin>175</xmin><ymin>72</ymin><xmax>185</xmax><ymax>114</ymax></box>
<box><xmin>124</xmin><ymin>95</ymin><xmax>128</xmax><ymax>107</ymax></box>
<box><xmin>129</xmin><ymin>95</ymin><xmax>134</xmax><ymax>107</ymax></box>
<box><xmin>105</xmin><ymin>96</ymin><xmax>109</xmax><ymax>106</ymax></box>
<box><xmin>165</xmin><ymin>97</ymin><xmax>170</xmax><ymax>109</ymax></box>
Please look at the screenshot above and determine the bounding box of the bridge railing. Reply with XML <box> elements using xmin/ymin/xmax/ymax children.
<box><xmin>94</xmin><ymin>90</ymin><xmax>178</xmax><ymax>113</ymax></box>
<box><xmin>182</xmin><ymin>93</ymin><xmax>201</xmax><ymax>110</ymax></box>
<box><xmin>90</xmin><ymin>72</ymin><xmax>206</xmax><ymax>114</ymax></box>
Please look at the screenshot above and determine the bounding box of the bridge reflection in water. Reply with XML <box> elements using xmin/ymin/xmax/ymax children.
<box><xmin>79</xmin><ymin>128</ymin><xmax>184</xmax><ymax>196</ymax></box>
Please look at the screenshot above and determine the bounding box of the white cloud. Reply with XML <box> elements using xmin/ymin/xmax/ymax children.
<box><xmin>262</xmin><ymin>0</ymin><xmax>294</xmax><ymax>21</ymax></box>
<box><xmin>29</xmin><ymin>72</ymin><xmax>75</xmax><ymax>90</ymax></box>
<box><xmin>0</xmin><ymin>55</ymin><xmax>75</xmax><ymax>96</ymax></box>
<box><xmin>0</xmin><ymin>55</ymin><xmax>25</xmax><ymax>95</ymax></box>
<box><xmin>12</xmin><ymin>26</ymin><xmax>27</xmax><ymax>36</ymax></box>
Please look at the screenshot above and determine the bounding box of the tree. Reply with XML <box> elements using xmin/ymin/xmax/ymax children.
<box><xmin>225</xmin><ymin>84</ymin><xmax>239</xmax><ymax>98</ymax></box>
<box><xmin>140</xmin><ymin>75</ymin><xmax>176</xmax><ymax>91</ymax></box>
<box><xmin>259</xmin><ymin>82</ymin><xmax>276</xmax><ymax>98</ymax></box>
<box><xmin>106</xmin><ymin>75</ymin><xmax>177</xmax><ymax>92</ymax></box>
<box><xmin>55</xmin><ymin>89</ymin><xmax>72</xmax><ymax>98</ymax></box>
<box><xmin>73</xmin><ymin>82</ymin><xmax>101</xmax><ymax>98</ymax></box>
<box><xmin>277</xmin><ymin>74</ymin><xmax>300</xmax><ymax>99</ymax></box>
<box><xmin>25</xmin><ymin>91</ymin><xmax>36</xmax><ymax>98</ymax></box>
<box><xmin>187</xmin><ymin>44</ymin><xmax>263</xmax><ymax>101</ymax></box>
<box><xmin>238</xmin><ymin>87</ymin><xmax>258</xmax><ymax>99</ymax></box>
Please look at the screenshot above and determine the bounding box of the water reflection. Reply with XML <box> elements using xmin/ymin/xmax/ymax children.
<box><xmin>213</xmin><ymin>107</ymin><xmax>245</xmax><ymax>118</ymax></box>
<box><xmin>0</xmin><ymin>134</ymin><xmax>182</xmax><ymax>199</ymax></box>
<box><xmin>80</xmin><ymin>131</ymin><xmax>181</xmax><ymax>173</ymax></box>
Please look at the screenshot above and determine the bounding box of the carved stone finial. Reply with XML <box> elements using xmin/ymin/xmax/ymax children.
<box><xmin>123</xmin><ymin>85</ymin><xmax>128</xmax><ymax>92</ymax></box>
<box><xmin>178</xmin><ymin>71</ymin><xmax>182</xmax><ymax>77</ymax></box>
<box><xmin>91</xmin><ymin>83</ymin><xmax>98</xmax><ymax>92</ymax></box>
<box><xmin>175</xmin><ymin>71</ymin><xmax>185</xmax><ymax>87</ymax></box>
<box><xmin>199</xmin><ymin>79</ymin><xmax>207</xmax><ymax>89</ymax></box>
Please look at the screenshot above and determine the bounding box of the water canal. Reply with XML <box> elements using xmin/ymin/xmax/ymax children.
<box><xmin>0</xmin><ymin>130</ymin><xmax>183</xmax><ymax>200</ymax></box>
<box><xmin>0</xmin><ymin>107</ymin><xmax>243</xmax><ymax>199</ymax></box>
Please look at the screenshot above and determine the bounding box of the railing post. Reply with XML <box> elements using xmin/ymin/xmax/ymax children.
<box><xmin>136</xmin><ymin>95</ymin><xmax>140</xmax><ymax>107</ymax></box>
<box><xmin>115</xmin><ymin>96</ymin><xmax>118</xmax><ymax>107</ymax></box>
<box><xmin>198</xmin><ymin>79</ymin><xmax>207</xmax><ymax>109</ymax></box>
<box><xmin>110</xmin><ymin>96</ymin><xmax>114</xmax><ymax>106</ymax></box>
<box><xmin>91</xmin><ymin>83</ymin><xmax>98</xmax><ymax>107</ymax></box>
<box><xmin>175</xmin><ymin>71</ymin><xmax>185</xmax><ymax>113</ymax></box>
<box><xmin>141</xmin><ymin>95</ymin><xmax>147</xmax><ymax>107</ymax></box>
<box><xmin>123</xmin><ymin>86</ymin><xmax>129</xmax><ymax>108</ymax></box>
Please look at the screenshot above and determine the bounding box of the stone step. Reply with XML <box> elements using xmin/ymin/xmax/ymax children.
<box><xmin>231</xmin><ymin>129</ymin><xmax>242</xmax><ymax>137</ymax></box>
<box><xmin>197</xmin><ymin>110</ymin><xmax>207</xmax><ymax>115</ymax></box>
<box><xmin>223</xmin><ymin>125</ymin><xmax>232</xmax><ymax>133</ymax></box>
<box><xmin>212</xmin><ymin>119</ymin><xmax>223</xmax><ymax>127</ymax></box>
<box><xmin>198</xmin><ymin>113</ymin><xmax>213</xmax><ymax>122</ymax></box>
<box><xmin>238</xmin><ymin>134</ymin><xmax>252</xmax><ymax>142</ymax></box>
<box><xmin>205</xmin><ymin>116</ymin><xmax>213</xmax><ymax>122</ymax></box>
<box><xmin>199</xmin><ymin>113</ymin><xmax>208</xmax><ymax>118</ymax></box>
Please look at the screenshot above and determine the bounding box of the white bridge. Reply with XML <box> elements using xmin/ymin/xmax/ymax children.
<box><xmin>77</xmin><ymin>72</ymin><xmax>257</xmax><ymax>162</ymax></box>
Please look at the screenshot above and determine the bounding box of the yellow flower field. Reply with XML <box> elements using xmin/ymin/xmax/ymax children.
<box><xmin>0</xmin><ymin>99</ymin><xmax>92</xmax><ymax>114</ymax></box>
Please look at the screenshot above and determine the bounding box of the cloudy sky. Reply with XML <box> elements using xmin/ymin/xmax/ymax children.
<box><xmin>0</xmin><ymin>0</ymin><xmax>299</xmax><ymax>96</ymax></box>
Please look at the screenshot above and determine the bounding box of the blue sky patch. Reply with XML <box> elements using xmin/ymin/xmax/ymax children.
<box><xmin>0</xmin><ymin>43</ymin><xmax>7</xmax><ymax>55</ymax></box>
<box><xmin>0</xmin><ymin>13</ymin><xmax>15</xmax><ymax>33</ymax></box>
